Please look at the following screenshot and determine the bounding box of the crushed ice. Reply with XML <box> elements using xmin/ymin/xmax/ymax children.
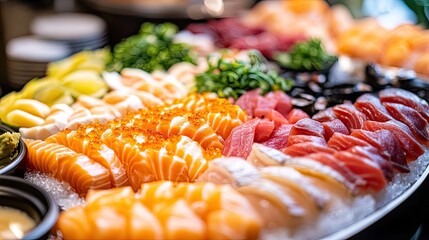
<box><xmin>24</xmin><ymin>171</ymin><xmax>86</xmax><ymax>210</ymax></box>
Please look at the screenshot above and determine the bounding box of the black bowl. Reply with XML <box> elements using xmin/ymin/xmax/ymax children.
<box><xmin>0</xmin><ymin>175</ymin><xmax>59</xmax><ymax>239</ymax></box>
<box><xmin>0</xmin><ymin>124</ymin><xmax>27</xmax><ymax>176</ymax></box>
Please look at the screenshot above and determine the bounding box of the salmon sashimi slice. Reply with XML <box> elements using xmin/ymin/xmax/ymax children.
<box><xmin>333</xmin><ymin>151</ymin><xmax>387</xmax><ymax>192</ymax></box>
<box><xmin>327</xmin><ymin>132</ymin><xmax>372</xmax><ymax>151</ymax></box>
<box><xmin>379</xmin><ymin>88</ymin><xmax>429</xmax><ymax>122</ymax></box>
<box><xmin>383</xmin><ymin>102</ymin><xmax>429</xmax><ymax>142</ymax></box>
<box><xmin>290</xmin><ymin>118</ymin><xmax>326</xmax><ymax>139</ymax></box>
<box><xmin>206</xmin><ymin>112</ymin><xmax>245</xmax><ymax>140</ymax></box>
<box><xmin>25</xmin><ymin>140</ymin><xmax>111</xmax><ymax>195</ymax></box>
<box><xmin>333</xmin><ymin>102</ymin><xmax>367</xmax><ymax>131</ymax></box>
<box><xmin>354</xmin><ymin>93</ymin><xmax>393</xmax><ymax>122</ymax></box>
<box><xmin>196</xmin><ymin>157</ymin><xmax>260</xmax><ymax>187</ymax></box>
<box><xmin>153</xmin><ymin>200</ymin><xmax>206</xmax><ymax>239</ymax></box>
<box><xmin>283</xmin><ymin>142</ymin><xmax>336</xmax><ymax>157</ymax></box>
<box><xmin>147</xmin><ymin>148</ymin><xmax>190</xmax><ymax>183</ymax></box>
<box><xmin>350</xmin><ymin>129</ymin><xmax>409</xmax><ymax>172</ymax></box>
<box><xmin>287</xmin><ymin>135</ymin><xmax>327</xmax><ymax>146</ymax></box>
<box><xmin>46</xmin><ymin>130</ymin><xmax>129</xmax><ymax>187</ymax></box>
<box><xmin>321</xmin><ymin>119</ymin><xmax>350</xmax><ymax>140</ymax></box>
<box><xmin>57</xmin><ymin>188</ymin><xmax>163</xmax><ymax>240</ymax></box>
<box><xmin>138</xmin><ymin>181</ymin><xmax>176</xmax><ymax>209</ymax></box>
<box><xmin>346</xmin><ymin>146</ymin><xmax>394</xmax><ymax>180</ymax></box>
<box><xmin>362</xmin><ymin>120</ymin><xmax>424</xmax><ymax>161</ymax></box>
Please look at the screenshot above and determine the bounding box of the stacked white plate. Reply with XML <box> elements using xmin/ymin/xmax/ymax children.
<box><xmin>6</xmin><ymin>36</ymin><xmax>71</xmax><ymax>90</ymax></box>
<box><xmin>5</xmin><ymin>13</ymin><xmax>108</xmax><ymax>90</ymax></box>
<box><xmin>31</xmin><ymin>13</ymin><xmax>108</xmax><ymax>53</ymax></box>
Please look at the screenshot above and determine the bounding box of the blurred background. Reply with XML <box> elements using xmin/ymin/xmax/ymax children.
<box><xmin>0</xmin><ymin>0</ymin><xmax>428</xmax><ymax>94</ymax></box>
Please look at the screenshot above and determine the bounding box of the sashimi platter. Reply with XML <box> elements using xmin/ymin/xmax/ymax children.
<box><xmin>1</xmin><ymin>1</ymin><xmax>429</xmax><ymax>239</ymax></box>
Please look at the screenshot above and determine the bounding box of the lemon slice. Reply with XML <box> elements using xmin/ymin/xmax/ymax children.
<box><xmin>62</xmin><ymin>70</ymin><xmax>108</xmax><ymax>98</ymax></box>
<box><xmin>33</xmin><ymin>83</ymin><xmax>74</xmax><ymax>106</ymax></box>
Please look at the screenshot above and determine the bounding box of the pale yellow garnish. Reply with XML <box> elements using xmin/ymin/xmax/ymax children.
<box><xmin>6</xmin><ymin>110</ymin><xmax>45</xmax><ymax>128</ymax></box>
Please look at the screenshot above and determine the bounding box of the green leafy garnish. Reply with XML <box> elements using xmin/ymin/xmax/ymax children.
<box><xmin>275</xmin><ymin>38</ymin><xmax>337</xmax><ymax>71</ymax></box>
<box><xmin>108</xmin><ymin>23</ymin><xmax>196</xmax><ymax>73</ymax></box>
<box><xmin>195</xmin><ymin>50</ymin><xmax>293</xmax><ymax>99</ymax></box>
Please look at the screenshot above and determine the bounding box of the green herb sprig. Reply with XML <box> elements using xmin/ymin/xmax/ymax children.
<box><xmin>275</xmin><ymin>38</ymin><xmax>337</xmax><ymax>71</ymax></box>
<box><xmin>108</xmin><ymin>23</ymin><xmax>196</xmax><ymax>73</ymax></box>
<box><xmin>195</xmin><ymin>51</ymin><xmax>293</xmax><ymax>99</ymax></box>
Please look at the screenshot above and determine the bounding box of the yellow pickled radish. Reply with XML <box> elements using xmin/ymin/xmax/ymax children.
<box><xmin>6</xmin><ymin>109</ymin><xmax>45</xmax><ymax>128</ymax></box>
<box><xmin>14</xmin><ymin>99</ymin><xmax>50</xmax><ymax>118</ymax></box>
<box><xmin>62</xmin><ymin>70</ymin><xmax>108</xmax><ymax>98</ymax></box>
<box><xmin>46</xmin><ymin>52</ymin><xmax>87</xmax><ymax>79</ymax></box>
<box><xmin>0</xmin><ymin>92</ymin><xmax>23</xmax><ymax>126</ymax></box>
<box><xmin>33</xmin><ymin>84</ymin><xmax>74</xmax><ymax>106</ymax></box>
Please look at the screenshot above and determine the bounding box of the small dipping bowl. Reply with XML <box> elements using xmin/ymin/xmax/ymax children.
<box><xmin>0</xmin><ymin>124</ymin><xmax>27</xmax><ymax>176</ymax></box>
<box><xmin>0</xmin><ymin>175</ymin><xmax>59</xmax><ymax>239</ymax></box>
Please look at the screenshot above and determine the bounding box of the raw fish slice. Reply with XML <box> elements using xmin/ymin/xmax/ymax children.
<box><xmin>153</xmin><ymin>200</ymin><xmax>206</xmax><ymax>239</ymax></box>
<box><xmin>321</xmin><ymin>119</ymin><xmax>349</xmax><ymax>140</ymax></box>
<box><xmin>379</xmin><ymin>88</ymin><xmax>429</xmax><ymax>122</ymax></box>
<box><xmin>327</xmin><ymin>132</ymin><xmax>371</xmax><ymax>151</ymax></box>
<box><xmin>383</xmin><ymin>102</ymin><xmax>429</xmax><ymax>141</ymax></box>
<box><xmin>305</xmin><ymin>152</ymin><xmax>365</xmax><ymax>189</ymax></box>
<box><xmin>362</xmin><ymin>120</ymin><xmax>424</xmax><ymax>161</ymax></box>
<box><xmin>350</xmin><ymin>129</ymin><xmax>409</xmax><ymax>172</ymax></box>
<box><xmin>280</xmin><ymin>156</ymin><xmax>357</xmax><ymax>192</ymax></box>
<box><xmin>147</xmin><ymin>148</ymin><xmax>190</xmax><ymax>183</ymax></box>
<box><xmin>256</xmin><ymin>109</ymin><xmax>289</xmax><ymax>125</ymax></box>
<box><xmin>266</xmin><ymin>91</ymin><xmax>293</xmax><ymax>117</ymax></box>
<box><xmin>259</xmin><ymin>123</ymin><xmax>292</xmax><ymax>150</ymax></box>
<box><xmin>196</xmin><ymin>157</ymin><xmax>260</xmax><ymax>187</ymax></box>
<box><xmin>235</xmin><ymin>88</ymin><xmax>261</xmax><ymax>118</ymax></box>
<box><xmin>238</xmin><ymin>179</ymin><xmax>314</xmax><ymax>230</ymax></box>
<box><xmin>46</xmin><ymin>130</ymin><xmax>129</xmax><ymax>187</ymax></box>
<box><xmin>165</xmin><ymin>136</ymin><xmax>211</xmax><ymax>182</ymax></box>
<box><xmin>287</xmin><ymin>135</ymin><xmax>327</xmax><ymax>146</ymax></box>
<box><xmin>333</xmin><ymin>102</ymin><xmax>367</xmax><ymax>131</ymax></box>
<box><xmin>173</xmin><ymin>182</ymin><xmax>218</xmax><ymax>218</ymax></box>
<box><xmin>138</xmin><ymin>181</ymin><xmax>175</xmax><ymax>209</ymax></box>
<box><xmin>346</xmin><ymin>146</ymin><xmax>394</xmax><ymax>180</ymax></box>
<box><xmin>261</xmin><ymin>166</ymin><xmax>330</xmax><ymax>210</ymax></box>
<box><xmin>286</xmin><ymin>108</ymin><xmax>310</xmax><ymax>124</ymax></box>
<box><xmin>222</xmin><ymin>118</ymin><xmax>259</xmax><ymax>158</ymax></box>
<box><xmin>333</xmin><ymin>151</ymin><xmax>387</xmax><ymax>192</ymax></box>
<box><xmin>290</xmin><ymin>118</ymin><xmax>326</xmax><ymax>139</ymax></box>
<box><xmin>254</xmin><ymin>119</ymin><xmax>275</xmax><ymax>142</ymax></box>
<box><xmin>205</xmin><ymin>185</ymin><xmax>262</xmax><ymax>240</ymax></box>
<box><xmin>248</xmin><ymin>143</ymin><xmax>296</xmax><ymax>167</ymax></box>
<box><xmin>312</xmin><ymin>107</ymin><xmax>336</xmax><ymax>122</ymax></box>
<box><xmin>253</xmin><ymin>95</ymin><xmax>279</xmax><ymax>118</ymax></box>
<box><xmin>86</xmin><ymin>186</ymin><xmax>135</xmax><ymax>207</ymax></box>
<box><xmin>26</xmin><ymin>140</ymin><xmax>111</xmax><ymax>195</ymax></box>
<box><xmin>354</xmin><ymin>93</ymin><xmax>392</xmax><ymax>122</ymax></box>
<box><xmin>283</xmin><ymin>142</ymin><xmax>336</xmax><ymax>157</ymax></box>
<box><xmin>206</xmin><ymin>112</ymin><xmax>244</xmax><ymax>140</ymax></box>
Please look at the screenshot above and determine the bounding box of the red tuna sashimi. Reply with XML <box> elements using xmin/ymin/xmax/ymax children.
<box><xmin>305</xmin><ymin>153</ymin><xmax>365</xmax><ymax>189</ymax></box>
<box><xmin>260</xmin><ymin>124</ymin><xmax>292</xmax><ymax>150</ymax></box>
<box><xmin>383</xmin><ymin>102</ymin><xmax>429</xmax><ymax>141</ymax></box>
<box><xmin>346</xmin><ymin>146</ymin><xmax>394</xmax><ymax>181</ymax></box>
<box><xmin>333</xmin><ymin>151</ymin><xmax>387</xmax><ymax>192</ymax></box>
<box><xmin>235</xmin><ymin>89</ymin><xmax>261</xmax><ymax>118</ymax></box>
<box><xmin>379</xmin><ymin>88</ymin><xmax>429</xmax><ymax>122</ymax></box>
<box><xmin>290</xmin><ymin>118</ymin><xmax>326</xmax><ymax>139</ymax></box>
<box><xmin>363</xmin><ymin>120</ymin><xmax>424</xmax><ymax>161</ymax></box>
<box><xmin>253</xmin><ymin>96</ymin><xmax>278</xmax><ymax>118</ymax></box>
<box><xmin>265</xmin><ymin>91</ymin><xmax>293</xmax><ymax>117</ymax></box>
<box><xmin>321</xmin><ymin>119</ymin><xmax>350</xmax><ymax>141</ymax></box>
<box><xmin>312</xmin><ymin>107</ymin><xmax>336</xmax><ymax>122</ymax></box>
<box><xmin>354</xmin><ymin>93</ymin><xmax>392</xmax><ymax>122</ymax></box>
<box><xmin>333</xmin><ymin>102</ymin><xmax>367</xmax><ymax>131</ymax></box>
<box><xmin>328</xmin><ymin>132</ymin><xmax>372</xmax><ymax>150</ymax></box>
<box><xmin>254</xmin><ymin>119</ymin><xmax>275</xmax><ymax>142</ymax></box>
<box><xmin>255</xmin><ymin>110</ymin><xmax>288</xmax><ymax>125</ymax></box>
<box><xmin>287</xmin><ymin>135</ymin><xmax>327</xmax><ymax>147</ymax></box>
<box><xmin>350</xmin><ymin>129</ymin><xmax>408</xmax><ymax>172</ymax></box>
<box><xmin>223</xmin><ymin>118</ymin><xmax>259</xmax><ymax>159</ymax></box>
<box><xmin>286</xmin><ymin>109</ymin><xmax>310</xmax><ymax>124</ymax></box>
<box><xmin>283</xmin><ymin>142</ymin><xmax>336</xmax><ymax>157</ymax></box>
